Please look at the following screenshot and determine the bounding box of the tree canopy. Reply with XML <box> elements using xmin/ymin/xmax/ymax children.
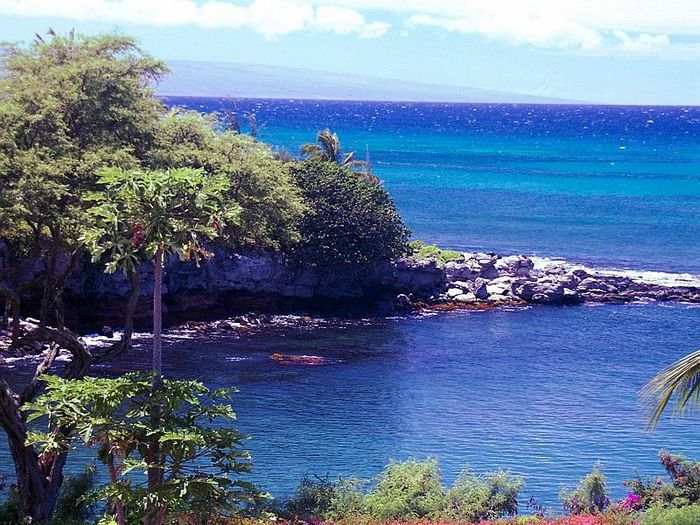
<box><xmin>290</xmin><ymin>160</ymin><xmax>410</xmax><ymax>269</ymax></box>
<box><xmin>148</xmin><ymin>109</ymin><xmax>306</xmax><ymax>250</ymax></box>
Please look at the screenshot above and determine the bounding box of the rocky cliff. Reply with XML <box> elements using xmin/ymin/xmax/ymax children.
<box><xmin>56</xmin><ymin>247</ymin><xmax>700</xmax><ymax>326</ymax></box>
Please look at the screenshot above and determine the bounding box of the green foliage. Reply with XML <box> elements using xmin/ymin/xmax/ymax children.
<box><xmin>363</xmin><ymin>459</ymin><xmax>445</xmax><ymax>520</ymax></box>
<box><xmin>300</xmin><ymin>129</ymin><xmax>370</xmax><ymax>174</ymax></box>
<box><xmin>0</xmin><ymin>31</ymin><xmax>165</xmax><ymax>250</ymax></box>
<box><xmin>625</xmin><ymin>450</ymin><xmax>700</xmax><ymax>509</ymax></box>
<box><xmin>24</xmin><ymin>374</ymin><xmax>261</xmax><ymax>524</ymax></box>
<box><xmin>409</xmin><ymin>240</ymin><xmax>464</xmax><ymax>265</ymax></box>
<box><xmin>0</xmin><ymin>490</ymin><xmax>20</xmax><ymax>525</ymax></box>
<box><xmin>290</xmin><ymin>160</ymin><xmax>410</xmax><ymax>269</ymax></box>
<box><xmin>561</xmin><ymin>464</ymin><xmax>611</xmax><ymax>515</ymax></box>
<box><xmin>283</xmin><ymin>460</ymin><xmax>524</xmax><ymax>523</ymax></box>
<box><xmin>641</xmin><ymin>348</ymin><xmax>700</xmax><ymax>429</ymax></box>
<box><xmin>444</xmin><ymin>469</ymin><xmax>524</xmax><ymax>522</ymax></box>
<box><xmin>641</xmin><ymin>504</ymin><xmax>700</xmax><ymax>525</ymax></box>
<box><xmin>283</xmin><ymin>475</ymin><xmax>366</xmax><ymax>521</ymax></box>
<box><xmin>148</xmin><ymin>110</ymin><xmax>306</xmax><ymax>250</ymax></box>
<box><xmin>82</xmin><ymin>166</ymin><xmax>239</xmax><ymax>273</ymax></box>
<box><xmin>0</xmin><ymin>467</ymin><xmax>96</xmax><ymax>525</ymax></box>
<box><xmin>284</xmin><ymin>475</ymin><xmax>336</xmax><ymax>520</ymax></box>
<box><xmin>53</xmin><ymin>466</ymin><xmax>98</xmax><ymax>523</ymax></box>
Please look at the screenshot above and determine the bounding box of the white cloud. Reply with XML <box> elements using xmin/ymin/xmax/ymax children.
<box><xmin>612</xmin><ymin>31</ymin><xmax>669</xmax><ymax>52</ymax></box>
<box><xmin>315</xmin><ymin>0</ymin><xmax>700</xmax><ymax>57</ymax></box>
<box><xmin>0</xmin><ymin>0</ymin><xmax>389</xmax><ymax>39</ymax></box>
<box><xmin>1</xmin><ymin>0</ymin><xmax>699</xmax><ymax>56</ymax></box>
<box><xmin>312</xmin><ymin>6</ymin><xmax>389</xmax><ymax>38</ymax></box>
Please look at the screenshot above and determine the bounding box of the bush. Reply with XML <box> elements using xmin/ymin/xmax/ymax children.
<box><xmin>290</xmin><ymin>160</ymin><xmax>410</xmax><ymax>269</ymax></box>
<box><xmin>641</xmin><ymin>504</ymin><xmax>700</xmax><ymax>525</ymax></box>
<box><xmin>283</xmin><ymin>475</ymin><xmax>365</xmax><ymax>521</ymax></box>
<box><xmin>284</xmin><ymin>460</ymin><xmax>525</xmax><ymax>523</ymax></box>
<box><xmin>363</xmin><ymin>459</ymin><xmax>444</xmax><ymax>520</ymax></box>
<box><xmin>444</xmin><ymin>469</ymin><xmax>524</xmax><ymax>522</ymax></box>
<box><xmin>561</xmin><ymin>464</ymin><xmax>611</xmax><ymax>515</ymax></box>
<box><xmin>0</xmin><ymin>490</ymin><xmax>19</xmax><ymax>525</ymax></box>
<box><xmin>53</xmin><ymin>466</ymin><xmax>97</xmax><ymax>523</ymax></box>
<box><xmin>409</xmin><ymin>240</ymin><xmax>464</xmax><ymax>266</ymax></box>
<box><xmin>624</xmin><ymin>450</ymin><xmax>700</xmax><ymax>510</ymax></box>
<box><xmin>284</xmin><ymin>475</ymin><xmax>336</xmax><ymax>520</ymax></box>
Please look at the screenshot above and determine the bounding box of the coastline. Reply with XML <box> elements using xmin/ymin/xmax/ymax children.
<box><xmin>3</xmin><ymin>246</ymin><xmax>700</xmax><ymax>357</ymax></box>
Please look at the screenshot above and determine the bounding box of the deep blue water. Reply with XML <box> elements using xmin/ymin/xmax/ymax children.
<box><xmin>2</xmin><ymin>100</ymin><xmax>700</xmax><ymax>510</ymax></box>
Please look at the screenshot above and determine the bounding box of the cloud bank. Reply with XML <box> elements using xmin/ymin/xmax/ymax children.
<box><xmin>0</xmin><ymin>0</ymin><xmax>391</xmax><ymax>39</ymax></box>
<box><xmin>1</xmin><ymin>0</ymin><xmax>698</xmax><ymax>56</ymax></box>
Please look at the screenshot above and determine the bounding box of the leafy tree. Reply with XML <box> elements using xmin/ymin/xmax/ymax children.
<box><xmin>82</xmin><ymin>167</ymin><xmax>240</xmax><ymax>378</ymax></box>
<box><xmin>641</xmin><ymin>348</ymin><xmax>700</xmax><ymax>429</ymax></box>
<box><xmin>0</xmin><ymin>30</ymin><xmax>165</xmax><ymax>524</ymax></box>
<box><xmin>0</xmin><ymin>30</ymin><xmax>165</xmax><ymax>331</ymax></box>
<box><xmin>300</xmin><ymin>129</ymin><xmax>378</xmax><ymax>184</ymax></box>
<box><xmin>24</xmin><ymin>374</ymin><xmax>259</xmax><ymax>525</ymax></box>
<box><xmin>147</xmin><ymin>109</ymin><xmax>305</xmax><ymax>250</ymax></box>
<box><xmin>290</xmin><ymin>161</ymin><xmax>410</xmax><ymax>269</ymax></box>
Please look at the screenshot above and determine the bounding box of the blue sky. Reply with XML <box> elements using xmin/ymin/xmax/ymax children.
<box><xmin>1</xmin><ymin>0</ymin><xmax>699</xmax><ymax>105</ymax></box>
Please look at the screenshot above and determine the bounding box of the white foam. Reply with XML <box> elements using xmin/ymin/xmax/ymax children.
<box><xmin>530</xmin><ymin>256</ymin><xmax>700</xmax><ymax>288</ymax></box>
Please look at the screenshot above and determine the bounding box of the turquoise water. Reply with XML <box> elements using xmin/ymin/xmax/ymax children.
<box><xmin>164</xmin><ymin>99</ymin><xmax>700</xmax><ymax>273</ymax></box>
<box><xmin>2</xmin><ymin>100</ymin><xmax>699</xmax><ymax>510</ymax></box>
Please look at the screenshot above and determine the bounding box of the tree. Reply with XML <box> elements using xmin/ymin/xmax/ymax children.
<box><xmin>24</xmin><ymin>374</ymin><xmax>260</xmax><ymax>525</ymax></box>
<box><xmin>82</xmin><ymin>167</ymin><xmax>240</xmax><ymax>378</ymax></box>
<box><xmin>0</xmin><ymin>31</ymin><xmax>166</xmax><ymax>522</ymax></box>
<box><xmin>0</xmin><ymin>30</ymin><xmax>165</xmax><ymax>332</ymax></box>
<box><xmin>147</xmin><ymin>109</ymin><xmax>306</xmax><ymax>250</ymax></box>
<box><xmin>641</xmin><ymin>348</ymin><xmax>700</xmax><ymax>429</ymax></box>
<box><xmin>300</xmin><ymin>129</ymin><xmax>378</xmax><ymax>184</ymax></box>
<box><xmin>290</xmin><ymin>161</ymin><xmax>410</xmax><ymax>270</ymax></box>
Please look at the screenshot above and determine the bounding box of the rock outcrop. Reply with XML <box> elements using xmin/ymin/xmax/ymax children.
<box><xmin>6</xmin><ymin>244</ymin><xmax>700</xmax><ymax>325</ymax></box>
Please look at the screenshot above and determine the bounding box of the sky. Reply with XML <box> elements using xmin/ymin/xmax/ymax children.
<box><xmin>0</xmin><ymin>0</ymin><xmax>699</xmax><ymax>105</ymax></box>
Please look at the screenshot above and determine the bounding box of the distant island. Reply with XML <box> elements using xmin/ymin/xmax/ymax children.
<box><xmin>157</xmin><ymin>60</ymin><xmax>576</xmax><ymax>104</ymax></box>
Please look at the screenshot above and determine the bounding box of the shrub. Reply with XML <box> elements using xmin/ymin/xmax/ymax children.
<box><xmin>409</xmin><ymin>240</ymin><xmax>463</xmax><ymax>266</ymax></box>
<box><xmin>24</xmin><ymin>374</ymin><xmax>260</xmax><ymax>524</ymax></box>
<box><xmin>0</xmin><ymin>490</ymin><xmax>19</xmax><ymax>525</ymax></box>
<box><xmin>561</xmin><ymin>464</ymin><xmax>611</xmax><ymax>515</ymax></box>
<box><xmin>641</xmin><ymin>504</ymin><xmax>700</xmax><ymax>525</ymax></box>
<box><xmin>363</xmin><ymin>459</ymin><xmax>444</xmax><ymax>520</ymax></box>
<box><xmin>284</xmin><ymin>475</ymin><xmax>337</xmax><ymax>520</ymax></box>
<box><xmin>624</xmin><ymin>450</ymin><xmax>700</xmax><ymax>509</ymax></box>
<box><xmin>444</xmin><ymin>469</ymin><xmax>524</xmax><ymax>522</ymax></box>
<box><xmin>290</xmin><ymin>160</ymin><xmax>410</xmax><ymax>269</ymax></box>
<box><xmin>284</xmin><ymin>475</ymin><xmax>365</xmax><ymax>521</ymax></box>
<box><xmin>53</xmin><ymin>466</ymin><xmax>97</xmax><ymax>523</ymax></box>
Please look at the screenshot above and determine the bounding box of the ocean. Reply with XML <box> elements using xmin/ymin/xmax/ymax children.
<box><xmin>162</xmin><ymin>98</ymin><xmax>700</xmax><ymax>274</ymax></box>
<box><xmin>2</xmin><ymin>99</ymin><xmax>699</xmax><ymax>510</ymax></box>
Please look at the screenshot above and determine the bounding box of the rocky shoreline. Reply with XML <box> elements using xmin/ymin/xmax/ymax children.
<box><xmin>6</xmin><ymin>246</ymin><xmax>700</xmax><ymax>328</ymax></box>
<box><xmin>3</xmin><ymin>249</ymin><xmax>700</xmax><ymax>362</ymax></box>
<box><xmin>396</xmin><ymin>252</ymin><xmax>700</xmax><ymax>311</ymax></box>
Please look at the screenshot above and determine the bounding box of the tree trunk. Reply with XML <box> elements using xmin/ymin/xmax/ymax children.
<box><xmin>146</xmin><ymin>248</ymin><xmax>165</xmax><ymax>523</ymax></box>
<box><xmin>0</xmin><ymin>285</ymin><xmax>22</xmax><ymax>343</ymax></box>
<box><xmin>11</xmin><ymin>435</ymin><xmax>65</xmax><ymax>523</ymax></box>
<box><xmin>11</xmin><ymin>296</ymin><xmax>20</xmax><ymax>343</ymax></box>
<box><xmin>1</xmin><ymin>299</ymin><xmax>7</xmax><ymax>330</ymax></box>
<box><xmin>152</xmin><ymin>247</ymin><xmax>163</xmax><ymax>378</ymax></box>
<box><xmin>0</xmin><ymin>380</ymin><xmax>65</xmax><ymax>523</ymax></box>
<box><xmin>123</xmin><ymin>269</ymin><xmax>140</xmax><ymax>349</ymax></box>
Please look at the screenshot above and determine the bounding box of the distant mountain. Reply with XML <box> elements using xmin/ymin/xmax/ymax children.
<box><xmin>157</xmin><ymin>60</ymin><xmax>573</xmax><ymax>104</ymax></box>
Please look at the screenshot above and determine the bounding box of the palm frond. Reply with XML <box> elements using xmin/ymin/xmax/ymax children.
<box><xmin>640</xmin><ymin>348</ymin><xmax>700</xmax><ymax>429</ymax></box>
